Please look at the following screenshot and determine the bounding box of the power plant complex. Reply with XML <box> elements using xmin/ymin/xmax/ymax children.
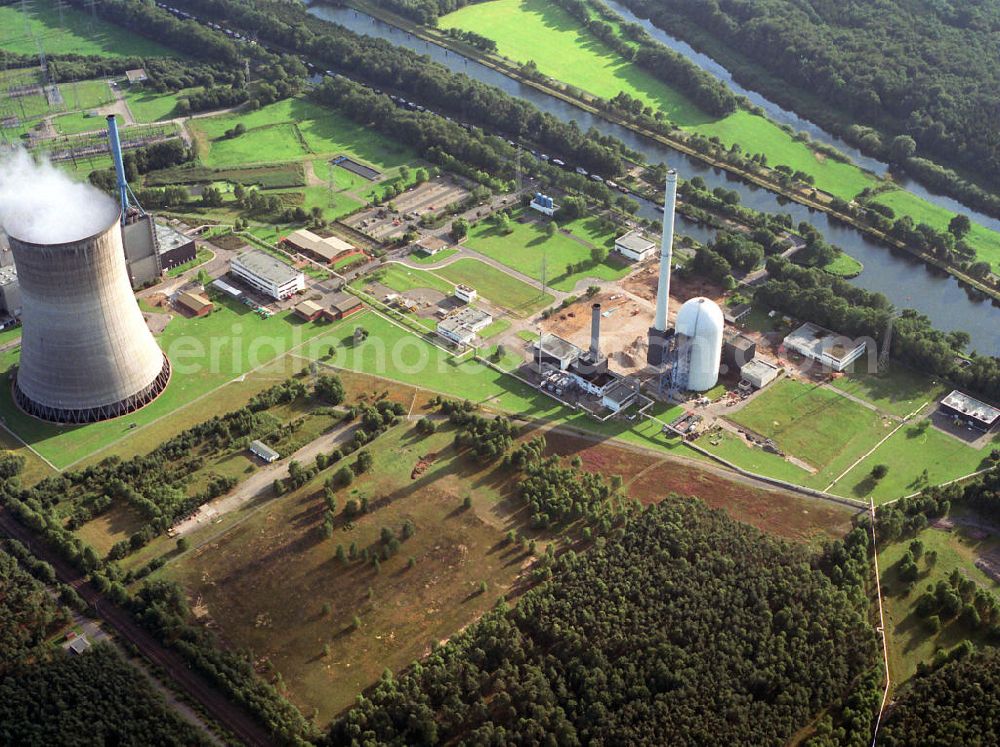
<box><xmin>2</xmin><ymin>116</ymin><xmax>171</xmax><ymax>423</ymax></box>
<box><xmin>647</xmin><ymin>168</ymin><xmax>724</xmax><ymax>393</ymax></box>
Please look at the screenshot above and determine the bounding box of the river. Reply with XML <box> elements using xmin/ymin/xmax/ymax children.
<box><xmin>307</xmin><ymin>5</ymin><xmax>1000</xmax><ymax>355</ymax></box>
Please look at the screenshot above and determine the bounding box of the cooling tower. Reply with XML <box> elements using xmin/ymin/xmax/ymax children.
<box><xmin>8</xmin><ymin>211</ymin><xmax>170</xmax><ymax>423</ymax></box>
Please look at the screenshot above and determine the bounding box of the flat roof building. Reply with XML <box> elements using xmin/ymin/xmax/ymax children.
<box><xmin>230</xmin><ymin>250</ymin><xmax>304</xmax><ymax>300</ymax></box>
<box><xmin>534</xmin><ymin>333</ymin><xmax>582</xmax><ymax>371</ymax></box>
<box><xmin>175</xmin><ymin>290</ymin><xmax>213</xmax><ymax>318</ymax></box>
<box><xmin>283</xmin><ymin>229</ymin><xmax>355</xmax><ymax>264</ymax></box>
<box><xmin>125</xmin><ymin>68</ymin><xmax>148</xmax><ymax>85</ymax></box>
<box><xmin>455</xmin><ymin>284</ymin><xmax>477</xmax><ymax>303</ymax></box>
<box><xmin>740</xmin><ymin>359</ymin><xmax>780</xmax><ymax>389</ymax></box>
<box><xmin>437</xmin><ymin>306</ymin><xmax>493</xmax><ymax>346</ymax></box>
<box><xmin>212</xmin><ymin>278</ymin><xmax>243</xmax><ymax>299</ymax></box>
<box><xmin>155</xmin><ymin>222</ymin><xmax>197</xmax><ymax>271</ymax></box>
<box><xmin>783</xmin><ymin>322</ymin><xmax>867</xmax><ymax>372</ymax></box>
<box><xmin>614</xmin><ymin>230</ymin><xmax>656</xmax><ymax>262</ymax></box>
<box><xmin>601</xmin><ymin>378</ymin><xmax>639</xmax><ymax>412</ymax></box>
<box><xmin>939</xmin><ymin>390</ymin><xmax>1000</xmax><ymax>432</ymax></box>
<box><xmin>413</xmin><ymin>236</ymin><xmax>448</xmax><ymax>256</ymax></box>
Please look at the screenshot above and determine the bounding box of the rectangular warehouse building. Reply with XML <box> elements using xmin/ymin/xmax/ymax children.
<box><xmin>939</xmin><ymin>390</ymin><xmax>1000</xmax><ymax>432</ymax></box>
<box><xmin>230</xmin><ymin>250</ymin><xmax>304</xmax><ymax>300</ymax></box>
<box><xmin>783</xmin><ymin>322</ymin><xmax>867</xmax><ymax>372</ymax></box>
<box><xmin>437</xmin><ymin>306</ymin><xmax>492</xmax><ymax>346</ymax></box>
<box><xmin>283</xmin><ymin>229</ymin><xmax>355</xmax><ymax>264</ymax></box>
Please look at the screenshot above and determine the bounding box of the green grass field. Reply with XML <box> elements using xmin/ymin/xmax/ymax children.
<box><xmin>0</xmin><ymin>296</ymin><xmax>333</xmax><ymax>468</ymax></box>
<box><xmin>124</xmin><ymin>88</ymin><xmax>195</xmax><ymax>123</ymax></box>
<box><xmin>0</xmin><ymin>0</ymin><xmax>178</xmax><ymax>57</ymax></box>
<box><xmin>442</xmin><ymin>0</ymin><xmax>1000</xmax><ymax>254</ymax></box>
<box><xmin>362</xmin><ymin>265</ymin><xmax>453</xmax><ymax>296</ymax></box>
<box><xmin>434</xmin><ymin>258</ymin><xmax>554</xmax><ymax>316</ymax></box>
<box><xmin>879</xmin><ymin>518</ymin><xmax>1000</xmax><ymax>683</ymax></box>
<box><xmin>52</xmin><ymin>111</ymin><xmax>105</xmax><ymax>135</ymax></box>
<box><xmin>190</xmin><ymin>98</ymin><xmax>415</xmax><ymax>171</ymax></box>
<box><xmin>462</xmin><ymin>212</ymin><xmax>628</xmax><ymax>291</ymax></box>
<box><xmin>821</xmin><ymin>251</ymin><xmax>863</xmax><ymax>278</ymax></box>
<box><xmin>874</xmin><ymin>189</ymin><xmax>1000</xmax><ymax>274</ymax></box>
<box><xmin>832</xmin><ymin>421</ymin><xmax>998</xmax><ymax>504</ymax></box>
<box><xmin>728</xmin><ymin>378</ymin><xmax>888</xmax><ymax>477</ymax></box>
<box><xmin>829</xmin><ymin>365</ymin><xmax>947</xmax><ymax>419</ymax></box>
<box><xmin>409</xmin><ymin>248</ymin><xmax>459</xmax><ymax>265</ymax></box>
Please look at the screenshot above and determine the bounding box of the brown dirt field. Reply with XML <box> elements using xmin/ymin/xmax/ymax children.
<box><xmin>208</xmin><ymin>234</ymin><xmax>246</xmax><ymax>252</ymax></box>
<box><xmin>623</xmin><ymin>264</ymin><xmax>725</xmax><ymax>308</ymax></box>
<box><xmin>540</xmin><ymin>292</ymin><xmax>653</xmax><ymax>374</ymax></box>
<box><xmin>628</xmin><ymin>460</ymin><xmax>854</xmax><ymax>544</ymax></box>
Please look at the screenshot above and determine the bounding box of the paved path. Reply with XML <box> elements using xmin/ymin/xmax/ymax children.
<box><xmin>172</xmin><ymin>420</ymin><xmax>360</xmax><ymax>537</ymax></box>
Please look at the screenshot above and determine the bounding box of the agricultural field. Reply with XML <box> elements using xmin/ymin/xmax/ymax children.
<box><xmin>462</xmin><ymin>210</ymin><xmax>628</xmax><ymax>291</ymax></box>
<box><xmin>434</xmin><ymin>258</ymin><xmax>553</xmax><ymax>316</ymax></box>
<box><xmin>0</xmin><ymin>294</ymin><xmax>334</xmax><ymax>469</ymax></box>
<box><xmin>832</xmin><ymin>420</ymin><xmax>999</xmax><ymax>504</ymax></box>
<box><xmin>441</xmin><ymin>0</ymin><xmax>1000</xmax><ymax>258</ymax></box>
<box><xmin>726</xmin><ymin>378</ymin><xmax>891</xmax><ymax>487</ymax></box>
<box><xmin>160</xmin><ymin>422</ymin><xmax>555</xmax><ymax>722</ymax></box>
<box><xmin>879</xmin><ymin>514</ymin><xmax>1000</xmax><ymax>683</ymax></box>
<box><xmin>0</xmin><ymin>0</ymin><xmax>178</xmax><ymax>57</ymax></box>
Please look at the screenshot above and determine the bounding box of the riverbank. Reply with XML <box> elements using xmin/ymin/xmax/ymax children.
<box><xmin>345</xmin><ymin>0</ymin><xmax>1000</xmax><ymax>306</ymax></box>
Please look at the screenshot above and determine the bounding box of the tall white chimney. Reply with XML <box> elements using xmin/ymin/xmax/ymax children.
<box><xmin>653</xmin><ymin>169</ymin><xmax>677</xmax><ymax>333</ymax></box>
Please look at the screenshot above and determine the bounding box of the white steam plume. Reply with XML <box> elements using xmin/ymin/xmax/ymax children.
<box><xmin>0</xmin><ymin>148</ymin><xmax>119</xmax><ymax>244</ymax></box>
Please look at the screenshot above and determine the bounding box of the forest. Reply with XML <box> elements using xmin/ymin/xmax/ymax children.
<box><xmin>877</xmin><ymin>646</ymin><xmax>1000</xmax><ymax>746</ymax></box>
<box><xmin>324</xmin><ymin>496</ymin><xmax>875</xmax><ymax>745</ymax></box>
<box><xmin>616</xmin><ymin>0</ymin><xmax>1000</xmax><ymax>215</ymax></box>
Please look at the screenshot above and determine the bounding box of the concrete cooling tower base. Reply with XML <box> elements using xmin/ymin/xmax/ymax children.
<box><xmin>12</xmin><ymin>356</ymin><xmax>170</xmax><ymax>424</ymax></box>
<box><xmin>6</xmin><ymin>209</ymin><xmax>172</xmax><ymax>425</ymax></box>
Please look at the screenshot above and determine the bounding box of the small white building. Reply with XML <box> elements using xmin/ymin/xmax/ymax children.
<box><xmin>614</xmin><ymin>230</ymin><xmax>656</xmax><ymax>262</ymax></box>
<box><xmin>211</xmin><ymin>277</ymin><xmax>243</xmax><ymax>299</ymax></box>
<box><xmin>230</xmin><ymin>250</ymin><xmax>305</xmax><ymax>300</ymax></box>
<box><xmin>740</xmin><ymin>359</ymin><xmax>780</xmax><ymax>389</ymax></box>
<box><xmin>601</xmin><ymin>378</ymin><xmax>639</xmax><ymax>412</ymax></box>
<box><xmin>783</xmin><ymin>322</ymin><xmax>867</xmax><ymax>373</ymax></box>
<box><xmin>250</xmin><ymin>440</ymin><xmax>280</xmax><ymax>463</ymax></box>
<box><xmin>437</xmin><ymin>306</ymin><xmax>493</xmax><ymax>346</ymax></box>
<box><xmin>454</xmin><ymin>284</ymin><xmax>478</xmax><ymax>304</ymax></box>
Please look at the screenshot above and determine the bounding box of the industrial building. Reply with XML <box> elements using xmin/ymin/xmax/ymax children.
<box><xmin>155</xmin><ymin>222</ymin><xmax>197</xmax><ymax>271</ymax></box>
<box><xmin>122</xmin><ymin>216</ymin><xmax>162</xmax><ymax>287</ymax></box>
<box><xmin>437</xmin><ymin>306</ymin><xmax>493</xmax><ymax>345</ymax></box>
<box><xmin>723</xmin><ymin>331</ymin><xmax>756</xmax><ymax>371</ymax></box>
<box><xmin>413</xmin><ymin>236</ymin><xmax>447</xmax><ymax>256</ymax></box>
<box><xmin>7</xmin><ymin>208</ymin><xmax>170</xmax><ymax>424</ymax></box>
<box><xmin>0</xmin><ymin>266</ymin><xmax>21</xmax><ymax>318</ymax></box>
<box><xmin>939</xmin><ymin>390</ymin><xmax>1000</xmax><ymax>432</ymax></box>
<box><xmin>673</xmin><ymin>297</ymin><xmax>724</xmax><ymax>392</ymax></box>
<box><xmin>783</xmin><ymin>322</ymin><xmax>867</xmax><ymax>372</ymax></box>
<box><xmin>614</xmin><ymin>230</ymin><xmax>656</xmax><ymax>262</ymax></box>
<box><xmin>212</xmin><ymin>278</ymin><xmax>243</xmax><ymax>299</ymax></box>
<box><xmin>529</xmin><ymin>193</ymin><xmax>558</xmax><ymax>216</ymax></box>
<box><xmin>175</xmin><ymin>291</ymin><xmax>213</xmax><ymax>318</ymax></box>
<box><xmin>293</xmin><ymin>299</ymin><xmax>324</xmax><ymax>322</ymax></box>
<box><xmin>283</xmin><ymin>229</ymin><xmax>355</xmax><ymax>264</ymax></box>
<box><xmin>323</xmin><ymin>292</ymin><xmax>364</xmax><ymax>321</ymax></box>
<box><xmin>740</xmin><ymin>359</ymin><xmax>780</xmax><ymax>390</ymax></box>
<box><xmin>454</xmin><ymin>284</ymin><xmax>478</xmax><ymax>303</ymax></box>
<box><xmin>534</xmin><ymin>333</ymin><xmax>582</xmax><ymax>371</ymax></box>
<box><xmin>230</xmin><ymin>250</ymin><xmax>305</xmax><ymax>300</ymax></box>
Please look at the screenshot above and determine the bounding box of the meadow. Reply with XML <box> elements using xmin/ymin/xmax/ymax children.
<box><xmin>434</xmin><ymin>258</ymin><xmax>554</xmax><ymax>316</ymax></box>
<box><xmin>441</xmin><ymin>0</ymin><xmax>1000</xmax><ymax>259</ymax></box>
<box><xmin>0</xmin><ymin>0</ymin><xmax>177</xmax><ymax>57</ymax></box>
<box><xmin>829</xmin><ymin>364</ymin><xmax>947</xmax><ymax>419</ymax></box>
<box><xmin>462</xmin><ymin>211</ymin><xmax>628</xmax><ymax>291</ymax></box>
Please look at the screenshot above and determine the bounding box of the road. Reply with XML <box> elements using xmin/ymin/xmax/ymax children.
<box><xmin>172</xmin><ymin>420</ymin><xmax>360</xmax><ymax>537</ymax></box>
<box><xmin>0</xmin><ymin>509</ymin><xmax>275</xmax><ymax>747</ymax></box>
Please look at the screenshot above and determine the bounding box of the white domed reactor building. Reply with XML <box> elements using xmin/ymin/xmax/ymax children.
<box><xmin>673</xmin><ymin>297</ymin><xmax>724</xmax><ymax>392</ymax></box>
<box><xmin>7</xmin><ymin>210</ymin><xmax>170</xmax><ymax>424</ymax></box>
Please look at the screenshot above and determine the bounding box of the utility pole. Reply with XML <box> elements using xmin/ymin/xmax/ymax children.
<box><xmin>515</xmin><ymin>145</ymin><xmax>522</xmax><ymax>192</ymax></box>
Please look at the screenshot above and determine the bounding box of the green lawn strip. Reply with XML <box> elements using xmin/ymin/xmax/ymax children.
<box><xmin>873</xmin><ymin>189</ymin><xmax>1000</xmax><ymax>273</ymax></box>
<box><xmin>516</xmin><ymin>330</ymin><xmax>539</xmax><ymax>342</ymax></box>
<box><xmin>478</xmin><ymin>318</ymin><xmax>511</xmax><ymax>340</ymax></box>
<box><xmin>166</xmin><ymin>247</ymin><xmax>214</xmax><ymax>278</ymax></box>
<box><xmin>63</xmin><ymin>78</ymin><xmax>115</xmax><ymax>110</ymax></box>
<box><xmin>433</xmin><ymin>258</ymin><xmax>554</xmax><ymax>316</ymax></box>
<box><xmin>0</xmin><ymin>296</ymin><xmax>334</xmax><ymax>468</ymax></box>
<box><xmin>52</xmin><ymin>111</ymin><xmax>106</xmax><ymax>135</ymax></box>
<box><xmin>831</xmin><ymin>423</ymin><xmax>999</xmax><ymax>505</ymax></box>
<box><xmin>125</xmin><ymin>88</ymin><xmax>196</xmax><ymax>123</ymax></box>
<box><xmin>729</xmin><ymin>378</ymin><xmax>887</xmax><ymax>474</ymax></box>
<box><xmin>829</xmin><ymin>365</ymin><xmax>947</xmax><ymax>419</ymax></box>
<box><xmin>880</xmin><ymin>520</ymin><xmax>1000</xmax><ymax>683</ymax></box>
<box><xmin>0</xmin><ymin>0</ymin><xmax>179</xmax><ymax>57</ymax></box>
<box><xmin>463</xmin><ymin>212</ymin><xmax>628</xmax><ymax>291</ymax></box>
<box><xmin>358</xmin><ymin>264</ymin><xmax>454</xmax><ymax>296</ymax></box>
<box><xmin>409</xmin><ymin>249</ymin><xmax>459</xmax><ymax>265</ymax></box>
<box><xmin>698</xmin><ymin>430</ymin><xmax>813</xmax><ymax>484</ymax></box>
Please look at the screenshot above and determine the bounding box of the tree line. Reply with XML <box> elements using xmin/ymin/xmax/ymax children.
<box><xmin>614</xmin><ymin>0</ymin><xmax>1000</xmax><ymax>217</ymax></box>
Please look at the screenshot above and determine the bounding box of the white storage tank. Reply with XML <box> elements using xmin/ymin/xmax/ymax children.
<box><xmin>674</xmin><ymin>297</ymin><xmax>724</xmax><ymax>392</ymax></box>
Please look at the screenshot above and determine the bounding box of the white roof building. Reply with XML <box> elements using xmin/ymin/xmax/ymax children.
<box><xmin>783</xmin><ymin>322</ymin><xmax>867</xmax><ymax>373</ymax></box>
<box><xmin>250</xmin><ymin>439</ymin><xmax>280</xmax><ymax>463</ymax></box>
<box><xmin>614</xmin><ymin>230</ymin><xmax>656</xmax><ymax>262</ymax></box>
<box><xmin>230</xmin><ymin>250</ymin><xmax>304</xmax><ymax>300</ymax></box>
<box><xmin>437</xmin><ymin>306</ymin><xmax>492</xmax><ymax>346</ymax></box>
<box><xmin>455</xmin><ymin>284</ymin><xmax>478</xmax><ymax>303</ymax></box>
